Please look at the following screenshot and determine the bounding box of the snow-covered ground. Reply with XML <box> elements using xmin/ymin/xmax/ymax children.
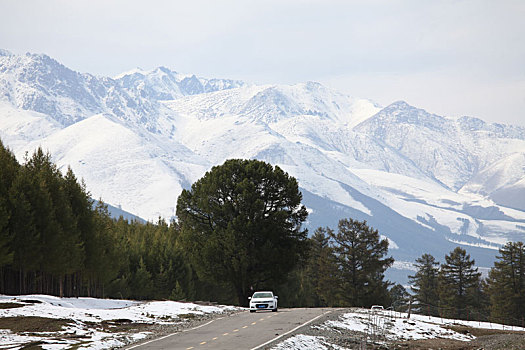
<box><xmin>271</xmin><ymin>308</ymin><xmax>525</xmax><ymax>349</ymax></box>
<box><xmin>0</xmin><ymin>295</ymin><xmax>238</xmax><ymax>349</ymax></box>
<box><xmin>2</xmin><ymin>296</ymin><xmax>524</xmax><ymax>350</ymax></box>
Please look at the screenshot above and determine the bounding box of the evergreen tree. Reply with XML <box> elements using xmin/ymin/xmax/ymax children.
<box><xmin>9</xmin><ymin>166</ymin><xmax>39</xmax><ymax>294</ymax></box>
<box><xmin>96</xmin><ymin>204</ymin><xmax>119</xmax><ymax>295</ymax></box>
<box><xmin>308</xmin><ymin>227</ymin><xmax>340</xmax><ymax>306</ymax></box>
<box><xmin>25</xmin><ymin>148</ymin><xmax>83</xmax><ymax>295</ymax></box>
<box><xmin>390</xmin><ymin>284</ymin><xmax>410</xmax><ymax>312</ymax></box>
<box><xmin>0</xmin><ymin>142</ymin><xmax>191</xmax><ymax>299</ymax></box>
<box><xmin>487</xmin><ymin>241</ymin><xmax>525</xmax><ymax>325</ymax></box>
<box><xmin>409</xmin><ymin>253</ymin><xmax>440</xmax><ymax>315</ymax></box>
<box><xmin>0</xmin><ymin>140</ymin><xmax>19</xmax><ymax>268</ymax></box>
<box><xmin>132</xmin><ymin>257</ymin><xmax>153</xmax><ymax>299</ymax></box>
<box><xmin>0</xmin><ymin>200</ymin><xmax>11</xmax><ymax>267</ymax></box>
<box><xmin>176</xmin><ymin>159</ymin><xmax>308</xmax><ymax>305</ymax></box>
<box><xmin>438</xmin><ymin>247</ymin><xmax>481</xmax><ymax>319</ymax></box>
<box><xmin>329</xmin><ymin>218</ymin><xmax>394</xmax><ymax>307</ymax></box>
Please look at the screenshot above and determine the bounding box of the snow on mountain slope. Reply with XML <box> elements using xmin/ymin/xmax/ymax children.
<box><xmin>20</xmin><ymin>114</ymin><xmax>209</xmax><ymax>220</ymax></box>
<box><xmin>165</xmin><ymin>104</ymin><xmax>377</xmax><ymax>215</ymax></box>
<box><xmin>354</xmin><ymin>102</ymin><xmax>475</xmax><ymax>190</ymax></box>
<box><xmin>114</xmin><ymin>66</ymin><xmax>245</xmax><ymax>101</ymax></box>
<box><xmin>0</xmin><ymin>50</ymin><xmax>243</xmax><ymax>129</ymax></box>
<box><xmin>2</xmin><ymin>50</ymin><xmax>525</xmax><ymax>283</ymax></box>
<box><xmin>354</xmin><ymin>102</ymin><xmax>525</xmax><ymax>192</ymax></box>
<box><xmin>164</xmin><ymin>83</ymin><xmax>384</xmax><ymax>215</ymax></box>
<box><xmin>352</xmin><ymin>168</ymin><xmax>525</xmax><ymax>247</ymax></box>
<box><xmin>164</xmin><ymin>82</ymin><xmax>379</xmax><ymax>124</ymax></box>
<box><xmin>162</xmin><ymin>86</ymin><xmax>525</xmax><ymax>270</ymax></box>
<box><xmin>0</xmin><ymin>51</ymin><xmax>157</xmax><ymax>126</ymax></box>
<box><xmin>0</xmin><ymin>101</ymin><xmax>61</xmax><ymax>149</ymax></box>
<box><xmin>461</xmin><ymin>152</ymin><xmax>525</xmax><ymax>211</ymax></box>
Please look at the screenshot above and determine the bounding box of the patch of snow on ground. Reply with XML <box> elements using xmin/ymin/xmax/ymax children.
<box><xmin>271</xmin><ymin>334</ymin><xmax>345</xmax><ymax>350</ymax></box>
<box><xmin>0</xmin><ymin>295</ymin><xmax>238</xmax><ymax>349</ymax></box>
<box><xmin>328</xmin><ymin>309</ymin><xmax>525</xmax><ymax>342</ymax></box>
<box><xmin>326</xmin><ymin>311</ymin><xmax>473</xmax><ymax>342</ymax></box>
<box><xmin>272</xmin><ymin>308</ymin><xmax>525</xmax><ymax>349</ymax></box>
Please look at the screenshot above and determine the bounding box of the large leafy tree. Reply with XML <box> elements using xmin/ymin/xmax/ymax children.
<box><xmin>438</xmin><ymin>247</ymin><xmax>481</xmax><ymax>319</ymax></box>
<box><xmin>487</xmin><ymin>241</ymin><xmax>525</xmax><ymax>324</ymax></box>
<box><xmin>176</xmin><ymin>159</ymin><xmax>308</xmax><ymax>305</ymax></box>
<box><xmin>329</xmin><ymin>218</ymin><xmax>394</xmax><ymax>307</ymax></box>
<box><xmin>409</xmin><ymin>253</ymin><xmax>440</xmax><ymax>315</ymax></box>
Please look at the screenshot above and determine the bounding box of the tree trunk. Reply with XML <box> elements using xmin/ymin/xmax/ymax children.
<box><xmin>19</xmin><ymin>268</ymin><xmax>22</xmax><ymax>294</ymax></box>
<box><xmin>236</xmin><ymin>285</ymin><xmax>248</xmax><ymax>307</ymax></box>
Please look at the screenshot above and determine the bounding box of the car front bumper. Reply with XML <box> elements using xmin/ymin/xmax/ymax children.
<box><xmin>249</xmin><ymin>301</ymin><xmax>276</xmax><ymax>311</ymax></box>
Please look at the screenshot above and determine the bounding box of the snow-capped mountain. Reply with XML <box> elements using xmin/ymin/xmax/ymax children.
<box><xmin>1</xmin><ymin>50</ymin><xmax>525</xmax><ymax>282</ymax></box>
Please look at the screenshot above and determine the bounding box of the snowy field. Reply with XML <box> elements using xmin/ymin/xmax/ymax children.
<box><xmin>0</xmin><ymin>295</ymin><xmax>238</xmax><ymax>349</ymax></box>
<box><xmin>271</xmin><ymin>308</ymin><xmax>525</xmax><ymax>349</ymax></box>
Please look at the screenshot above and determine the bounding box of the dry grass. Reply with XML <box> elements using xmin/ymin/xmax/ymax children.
<box><xmin>0</xmin><ymin>302</ymin><xmax>25</xmax><ymax>309</ymax></box>
<box><xmin>447</xmin><ymin>324</ymin><xmax>525</xmax><ymax>337</ymax></box>
<box><xmin>392</xmin><ymin>325</ymin><xmax>525</xmax><ymax>350</ymax></box>
<box><xmin>0</xmin><ymin>316</ymin><xmax>70</xmax><ymax>333</ymax></box>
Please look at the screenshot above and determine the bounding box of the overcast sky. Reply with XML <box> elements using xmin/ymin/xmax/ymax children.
<box><xmin>1</xmin><ymin>0</ymin><xmax>524</xmax><ymax>126</ymax></box>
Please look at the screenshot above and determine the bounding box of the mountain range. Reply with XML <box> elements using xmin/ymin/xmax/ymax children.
<box><xmin>1</xmin><ymin>49</ymin><xmax>524</xmax><ymax>283</ymax></box>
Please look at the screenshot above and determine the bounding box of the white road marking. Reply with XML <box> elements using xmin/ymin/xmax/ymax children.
<box><xmin>126</xmin><ymin>319</ymin><xmax>215</xmax><ymax>349</ymax></box>
<box><xmin>250</xmin><ymin>310</ymin><xmax>332</xmax><ymax>350</ymax></box>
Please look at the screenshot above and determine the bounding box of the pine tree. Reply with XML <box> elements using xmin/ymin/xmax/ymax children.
<box><xmin>176</xmin><ymin>159</ymin><xmax>308</xmax><ymax>305</ymax></box>
<box><xmin>390</xmin><ymin>284</ymin><xmax>410</xmax><ymax>312</ymax></box>
<box><xmin>132</xmin><ymin>257</ymin><xmax>153</xmax><ymax>299</ymax></box>
<box><xmin>308</xmin><ymin>227</ymin><xmax>340</xmax><ymax>306</ymax></box>
<box><xmin>9</xmin><ymin>166</ymin><xmax>39</xmax><ymax>294</ymax></box>
<box><xmin>329</xmin><ymin>218</ymin><xmax>394</xmax><ymax>307</ymax></box>
<box><xmin>25</xmin><ymin>148</ymin><xmax>83</xmax><ymax>295</ymax></box>
<box><xmin>0</xmin><ymin>140</ymin><xmax>19</xmax><ymax>268</ymax></box>
<box><xmin>409</xmin><ymin>254</ymin><xmax>440</xmax><ymax>315</ymax></box>
<box><xmin>438</xmin><ymin>247</ymin><xmax>481</xmax><ymax>319</ymax></box>
<box><xmin>487</xmin><ymin>242</ymin><xmax>525</xmax><ymax>325</ymax></box>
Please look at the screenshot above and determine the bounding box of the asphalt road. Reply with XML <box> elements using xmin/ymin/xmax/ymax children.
<box><xmin>127</xmin><ymin>308</ymin><xmax>332</xmax><ymax>350</ymax></box>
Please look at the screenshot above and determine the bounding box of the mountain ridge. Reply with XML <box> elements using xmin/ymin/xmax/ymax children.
<box><xmin>1</xmin><ymin>50</ymin><xmax>524</xmax><ymax>282</ymax></box>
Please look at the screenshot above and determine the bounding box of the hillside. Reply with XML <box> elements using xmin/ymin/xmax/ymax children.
<box><xmin>1</xmin><ymin>50</ymin><xmax>525</xmax><ymax>281</ymax></box>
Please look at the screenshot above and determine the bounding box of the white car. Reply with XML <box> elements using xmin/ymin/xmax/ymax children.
<box><xmin>249</xmin><ymin>291</ymin><xmax>278</xmax><ymax>312</ymax></box>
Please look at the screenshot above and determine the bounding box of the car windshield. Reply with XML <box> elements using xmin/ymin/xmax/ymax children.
<box><xmin>252</xmin><ymin>292</ymin><xmax>272</xmax><ymax>298</ymax></box>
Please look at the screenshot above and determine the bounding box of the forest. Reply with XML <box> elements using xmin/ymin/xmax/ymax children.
<box><xmin>0</xmin><ymin>140</ymin><xmax>524</xmax><ymax>326</ymax></box>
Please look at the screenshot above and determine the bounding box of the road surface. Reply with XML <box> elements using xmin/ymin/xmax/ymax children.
<box><xmin>127</xmin><ymin>308</ymin><xmax>332</xmax><ymax>350</ymax></box>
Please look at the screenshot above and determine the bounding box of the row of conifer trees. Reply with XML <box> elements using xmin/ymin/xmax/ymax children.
<box><xmin>408</xmin><ymin>243</ymin><xmax>525</xmax><ymax>326</ymax></box>
<box><xmin>0</xmin><ymin>141</ymin><xmax>192</xmax><ymax>300</ymax></box>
